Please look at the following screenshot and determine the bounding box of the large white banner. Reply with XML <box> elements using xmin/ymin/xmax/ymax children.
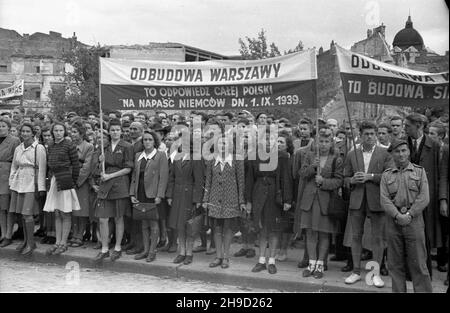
<box><xmin>99</xmin><ymin>49</ymin><xmax>318</xmax><ymax>110</ymax></box>
<box><xmin>0</xmin><ymin>80</ymin><xmax>24</xmax><ymax>100</ymax></box>
<box><xmin>336</xmin><ymin>45</ymin><xmax>448</xmax><ymax>107</ymax></box>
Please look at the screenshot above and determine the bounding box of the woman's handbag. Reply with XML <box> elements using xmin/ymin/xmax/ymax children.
<box><xmin>327</xmin><ymin>157</ymin><xmax>347</xmax><ymax>219</ymax></box>
<box><xmin>132</xmin><ymin>202</ymin><xmax>159</xmax><ymax>220</ymax></box>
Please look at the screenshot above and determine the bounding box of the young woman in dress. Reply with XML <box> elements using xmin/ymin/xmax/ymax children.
<box><xmin>94</xmin><ymin>119</ymin><xmax>133</xmax><ymax>262</ymax></box>
<box><xmin>248</xmin><ymin>128</ymin><xmax>293</xmax><ymax>274</ymax></box>
<box><xmin>130</xmin><ymin>130</ymin><xmax>169</xmax><ymax>262</ymax></box>
<box><xmin>297</xmin><ymin>128</ymin><xmax>343</xmax><ymax>279</ymax></box>
<box><xmin>0</xmin><ymin>118</ymin><xmax>21</xmax><ymax>248</ymax></box>
<box><xmin>39</xmin><ymin>126</ymin><xmax>55</xmax><ymax>245</ymax></box>
<box><xmin>43</xmin><ymin>122</ymin><xmax>81</xmax><ymax>255</ymax></box>
<box><xmin>203</xmin><ymin>134</ymin><xmax>246</xmax><ymax>269</ymax></box>
<box><xmin>8</xmin><ymin>123</ymin><xmax>47</xmax><ymax>255</ymax></box>
<box><xmin>167</xmin><ymin>131</ymin><xmax>204</xmax><ymax>265</ymax></box>
<box><xmin>69</xmin><ymin>121</ymin><xmax>94</xmax><ymax>247</ymax></box>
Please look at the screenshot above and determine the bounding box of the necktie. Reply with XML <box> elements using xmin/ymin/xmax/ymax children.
<box><xmin>412</xmin><ymin>139</ymin><xmax>417</xmax><ymax>152</ymax></box>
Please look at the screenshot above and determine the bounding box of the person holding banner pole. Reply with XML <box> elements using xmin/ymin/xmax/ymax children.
<box><xmin>93</xmin><ymin>119</ymin><xmax>133</xmax><ymax>263</ymax></box>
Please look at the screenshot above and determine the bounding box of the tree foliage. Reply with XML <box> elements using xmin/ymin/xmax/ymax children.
<box><xmin>49</xmin><ymin>44</ymin><xmax>106</xmax><ymax>118</ymax></box>
<box><xmin>238</xmin><ymin>29</ymin><xmax>282</xmax><ymax>60</ymax></box>
<box><xmin>238</xmin><ymin>30</ymin><xmax>310</xmax><ymax>121</ymax></box>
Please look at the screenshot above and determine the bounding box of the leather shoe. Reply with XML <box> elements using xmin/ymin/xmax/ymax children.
<box><xmin>233</xmin><ymin>248</ymin><xmax>248</xmax><ymax>257</ymax></box>
<box><xmin>122</xmin><ymin>243</ymin><xmax>134</xmax><ymax>251</ymax></box>
<box><xmin>94</xmin><ymin>251</ymin><xmax>110</xmax><ymax>263</ymax></box>
<box><xmin>221</xmin><ymin>258</ymin><xmax>229</xmax><ymax>269</ymax></box>
<box><xmin>330</xmin><ymin>255</ymin><xmax>347</xmax><ymax>262</ymax></box>
<box><xmin>173</xmin><ymin>254</ymin><xmax>186</xmax><ymax>264</ymax></box>
<box><xmin>126</xmin><ymin>247</ymin><xmax>143</xmax><ymax>255</ymax></box>
<box><xmin>209</xmin><ymin>258</ymin><xmax>222</xmax><ymax>268</ymax></box>
<box><xmin>15</xmin><ymin>241</ymin><xmax>27</xmax><ymax>253</ymax></box>
<box><xmin>251</xmin><ymin>263</ymin><xmax>267</xmax><ymax>273</ymax></box>
<box><xmin>268</xmin><ymin>264</ymin><xmax>277</xmax><ymax>274</ymax></box>
<box><xmin>110</xmin><ymin>250</ymin><xmax>122</xmax><ymax>262</ymax></box>
<box><xmin>192</xmin><ymin>246</ymin><xmax>207</xmax><ymax>253</ymax></box>
<box><xmin>21</xmin><ymin>244</ymin><xmax>36</xmax><ymax>256</ymax></box>
<box><xmin>297</xmin><ymin>258</ymin><xmax>309</xmax><ymax>268</ymax></box>
<box><xmin>183</xmin><ymin>255</ymin><xmax>193</xmax><ymax>265</ymax></box>
<box><xmin>246</xmin><ymin>249</ymin><xmax>256</xmax><ymax>258</ymax></box>
<box><xmin>134</xmin><ymin>252</ymin><xmax>148</xmax><ymax>260</ymax></box>
<box><xmin>437</xmin><ymin>265</ymin><xmax>448</xmax><ymax>272</ymax></box>
<box><xmin>146</xmin><ymin>252</ymin><xmax>156</xmax><ymax>263</ymax></box>
<box><xmin>0</xmin><ymin>238</ymin><xmax>12</xmax><ymax>248</ymax></box>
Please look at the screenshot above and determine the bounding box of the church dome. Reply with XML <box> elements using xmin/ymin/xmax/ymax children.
<box><xmin>393</xmin><ymin>15</ymin><xmax>424</xmax><ymax>51</ymax></box>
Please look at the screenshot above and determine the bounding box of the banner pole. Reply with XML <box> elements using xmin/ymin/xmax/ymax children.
<box><xmin>334</xmin><ymin>45</ymin><xmax>362</xmax><ymax>171</ymax></box>
<box><xmin>98</xmin><ymin>56</ymin><xmax>105</xmax><ymax>175</ymax></box>
<box><xmin>314</xmin><ymin>80</ymin><xmax>321</xmax><ymax>176</ymax></box>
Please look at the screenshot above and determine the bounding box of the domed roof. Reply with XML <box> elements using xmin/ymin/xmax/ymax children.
<box><xmin>393</xmin><ymin>15</ymin><xmax>424</xmax><ymax>51</ymax></box>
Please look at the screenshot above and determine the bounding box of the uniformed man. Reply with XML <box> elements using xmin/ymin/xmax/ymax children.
<box><xmin>380</xmin><ymin>139</ymin><xmax>433</xmax><ymax>293</ymax></box>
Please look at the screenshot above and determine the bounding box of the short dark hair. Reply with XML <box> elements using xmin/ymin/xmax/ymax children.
<box><xmin>20</xmin><ymin>122</ymin><xmax>37</xmax><ymax>136</ymax></box>
<box><xmin>122</xmin><ymin>120</ymin><xmax>131</xmax><ymax>128</ymax></box>
<box><xmin>122</xmin><ymin>113</ymin><xmax>135</xmax><ymax>121</ymax></box>
<box><xmin>237</xmin><ymin>118</ymin><xmax>249</xmax><ymax>126</ymax></box>
<box><xmin>377</xmin><ymin>123</ymin><xmax>392</xmax><ymax>133</ymax></box>
<box><xmin>108</xmin><ymin>118</ymin><xmax>122</xmax><ymax>131</ymax></box>
<box><xmin>390</xmin><ymin>115</ymin><xmax>403</xmax><ymax>123</ymax></box>
<box><xmin>223</xmin><ymin>112</ymin><xmax>234</xmax><ymax>121</ymax></box>
<box><xmin>256</xmin><ymin>112</ymin><xmax>267</xmax><ymax>120</ymax></box>
<box><xmin>336</xmin><ymin>129</ymin><xmax>346</xmax><ymax>137</ymax></box>
<box><xmin>87</xmin><ymin>112</ymin><xmax>98</xmax><ymax>117</ymax></box>
<box><xmin>142</xmin><ymin>130</ymin><xmax>160</xmax><ymax>149</ymax></box>
<box><xmin>109</xmin><ymin>110</ymin><xmax>122</xmax><ymax>118</ymax></box>
<box><xmin>0</xmin><ymin>117</ymin><xmax>11</xmax><ymax>129</ymax></box>
<box><xmin>299</xmin><ymin>118</ymin><xmax>313</xmax><ymax>126</ymax></box>
<box><xmin>359</xmin><ymin>120</ymin><xmax>377</xmax><ymax>133</ymax></box>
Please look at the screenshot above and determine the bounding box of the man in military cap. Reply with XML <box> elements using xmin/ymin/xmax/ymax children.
<box><xmin>380</xmin><ymin>139</ymin><xmax>433</xmax><ymax>292</ymax></box>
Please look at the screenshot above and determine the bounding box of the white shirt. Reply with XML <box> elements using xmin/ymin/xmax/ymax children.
<box><xmin>412</xmin><ymin>134</ymin><xmax>424</xmax><ymax>152</ymax></box>
<box><xmin>169</xmin><ymin>150</ymin><xmax>177</xmax><ymax>163</ymax></box>
<box><xmin>361</xmin><ymin>144</ymin><xmax>376</xmax><ymax>173</ymax></box>
<box><xmin>138</xmin><ymin>149</ymin><xmax>157</xmax><ymax>162</ymax></box>
<box><xmin>214</xmin><ymin>154</ymin><xmax>233</xmax><ymax>171</ymax></box>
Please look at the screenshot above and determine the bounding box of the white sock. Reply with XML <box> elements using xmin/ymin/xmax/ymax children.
<box><xmin>259</xmin><ymin>256</ymin><xmax>266</xmax><ymax>264</ymax></box>
<box><xmin>101</xmin><ymin>247</ymin><xmax>108</xmax><ymax>253</ymax></box>
<box><xmin>268</xmin><ymin>257</ymin><xmax>276</xmax><ymax>265</ymax></box>
<box><xmin>316</xmin><ymin>260</ymin><xmax>324</xmax><ymax>266</ymax></box>
<box><xmin>114</xmin><ymin>245</ymin><xmax>121</xmax><ymax>252</ymax></box>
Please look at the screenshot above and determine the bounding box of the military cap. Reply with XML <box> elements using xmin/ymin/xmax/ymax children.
<box><xmin>388</xmin><ymin>139</ymin><xmax>408</xmax><ymax>152</ymax></box>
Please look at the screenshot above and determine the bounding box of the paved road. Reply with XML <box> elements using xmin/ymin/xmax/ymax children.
<box><xmin>0</xmin><ymin>259</ymin><xmax>278</xmax><ymax>293</ymax></box>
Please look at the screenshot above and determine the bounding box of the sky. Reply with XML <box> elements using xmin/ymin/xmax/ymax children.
<box><xmin>0</xmin><ymin>0</ymin><xmax>448</xmax><ymax>56</ymax></box>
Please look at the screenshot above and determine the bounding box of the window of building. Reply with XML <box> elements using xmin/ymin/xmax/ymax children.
<box><xmin>35</xmin><ymin>91</ymin><xmax>41</xmax><ymax>99</ymax></box>
<box><xmin>0</xmin><ymin>65</ymin><xmax>7</xmax><ymax>72</ymax></box>
<box><xmin>35</xmin><ymin>66</ymin><xmax>40</xmax><ymax>73</ymax></box>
